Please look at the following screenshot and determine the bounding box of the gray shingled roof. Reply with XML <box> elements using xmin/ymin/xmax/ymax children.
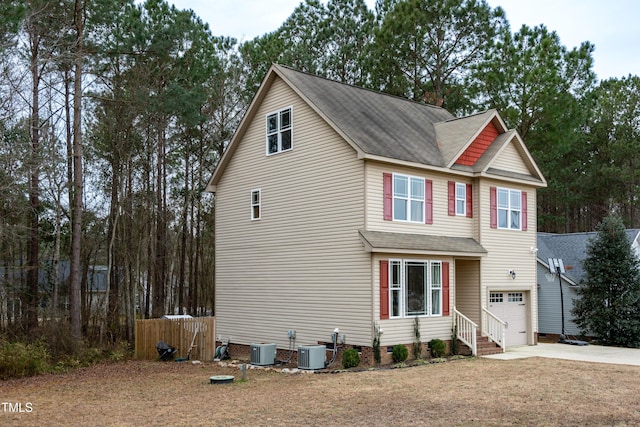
<box><xmin>276</xmin><ymin>65</ymin><xmax>455</xmax><ymax>166</ymax></box>
<box><xmin>359</xmin><ymin>229</ymin><xmax>487</xmax><ymax>255</ymax></box>
<box><xmin>434</xmin><ymin>110</ymin><xmax>497</xmax><ymax>165</ymax></box>
<box><xmin>537</xmin><ymin>230</ymin><xmax>640</xmax><ymax>284</ymax></box>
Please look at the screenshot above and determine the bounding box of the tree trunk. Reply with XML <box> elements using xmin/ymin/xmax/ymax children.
<box><xmin>69</xmin><ymin>0</ymin><xmax>84</xmax><ymax>341</ymax></box>
<box><xmin>26</xmin><ymin>18</ymin><xmax>41</xmax><ymax>334</ymax></box>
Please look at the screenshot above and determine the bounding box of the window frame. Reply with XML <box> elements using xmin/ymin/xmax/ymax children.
<box><xmin>455</xmin><ymin>182</ymin><xmax>466</xmax><ymax>216</ymax></box>
<box><xmin>497</xmin><ymin>187</ymin><xmax>522</xmax><ymax>230</ymax></box>
<box><xmin>388</xmin><ymin>258</ymin><xmax>442</xmax><ymax>318</ymax></box>
<box><xmin>266</xmin><ymin>106</ymin><xmax>293</xmax><ymax>155</ymax></box>
<box><xmin>250</xmin><ymin>189</ymin><xmax>261</xmax><ymax>220</ymax></box>
<box><xmin>392</xmin><ymin>173</ymin><xmax>425</xmax><ymax>223</ymax></box>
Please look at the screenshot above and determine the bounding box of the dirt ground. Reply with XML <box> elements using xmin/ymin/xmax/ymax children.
<box><xmin>2</xmin><ymin>356</ymin><xmax>639</xmax><ymax>426</ymax></box>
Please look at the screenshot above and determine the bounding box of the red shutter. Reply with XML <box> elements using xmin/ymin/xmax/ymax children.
<box><xmin>522</xmin><ymin>191</ymin><xmax>528</xmax><ymax>231</ymax></box>
<box><xmin>383</xmin><ymin>173</ymin><xmax>392</xmax><ymax>221</ymax></box>
<box><xmin>466</xmin><ymin>183</ymin><xmax>473</xmax><ymax>218</ymax></box>
<box><xmin>442</xmin><ymin>262</ymin><xmax>450</xmax><ymax>316</ymax></box>
<box><xmin>425</xmin><ymin>179</ymin><xmax>433</xmax><ymax>224</ymax></box>
<box><xmin>448</xmin><ymin>181</ymin><xmax>455</xmax><ymax>216</ymax></box>
<box><xmin>490</xmin><ymin>187</ymin><xmax>497</xmax><ymax>229</ymax></box>
<box><xmin>380</xmin><ymin>260</ymin><xmax>389</xmax><ymax>319</ymax></box>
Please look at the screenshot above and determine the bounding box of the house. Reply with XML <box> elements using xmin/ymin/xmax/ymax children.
<box><xmin>206</xmin><ymin>64</ymin><xmax>546</xmax><ymax>364</ymax></box>
<box><xmin>537</xmin><ymin>230</ymin><xmax>640</xmax><ymax>338</ymax></box>
<box><xmin>0</xmin><ymin>261</ymin><xmax>109</xmax><ymax>326</ymax></box>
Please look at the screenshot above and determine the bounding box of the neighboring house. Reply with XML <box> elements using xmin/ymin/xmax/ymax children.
<box><xmin>537</xmin><ymin>230</ymin><xmax>640</xmax><ymax>337</ymax></box>
<box><xmin>206</xmin><ymin>64</ymin><xmax>546</xmax><ymax>363</ymax></box>
<box><xmin>0</xmin><ymin>261</ymin><xmax>109</xmax><ymax>325</ymax></box>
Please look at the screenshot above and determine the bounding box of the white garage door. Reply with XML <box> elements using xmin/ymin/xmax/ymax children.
<box><xmin>488</xmin><ymin>291</ymin><xmax>528</xmax><ymax>346</ymax></box>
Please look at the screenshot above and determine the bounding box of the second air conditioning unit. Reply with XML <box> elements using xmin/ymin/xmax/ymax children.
<box><xmin>250</xmin><ymin>343</ymin><xmax>276</xmax><ymax>366</ymax></box>
<box><xmin>298</xmin><ymin>345</ymin><xmax>326</xmax><ymax>370</ymax></box>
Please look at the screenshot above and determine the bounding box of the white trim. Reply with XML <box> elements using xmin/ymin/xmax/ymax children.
<box><xmin>497</xmin><ymin>187</ymin><xmax>522</xmax><ymax>230</ymax></box>
<box><xmin>392</xmin><ymin>173</ymin><xmax>425</xmax><ymax>223</ymax></box>
<box><xmin>388</xmin><ymin>258</ymin><xmax>443</xmax><ymax>318</ymax></box>
<box><xmin>455</xmin><ymin>182</ymin><xmax>466</xmax><ymax>216</ymax></box>
<box><xmin>265</xmin><ymin>106</ymin><xmax>294</xmax><ymax>156</ymax></box>
<box><xmin>250</xmin><ymin>188</ymin><xmax>261</xmax><ymax>220</ymax></box>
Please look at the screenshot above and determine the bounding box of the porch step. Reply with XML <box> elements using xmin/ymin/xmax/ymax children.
<box><xmin>459</xmin><ymin>334</ymin><xmax>503</xmax><ymax>356</ymax></box>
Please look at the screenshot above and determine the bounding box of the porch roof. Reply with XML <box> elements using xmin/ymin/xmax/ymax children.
<box><xmin>358</xmin><ymin>230</ymin><xmax>487</xmax><ymax>257</ymax></box>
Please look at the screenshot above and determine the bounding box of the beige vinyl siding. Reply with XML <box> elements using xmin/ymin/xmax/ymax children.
<box><xmin>477</xmin><ymin>179</ymin><xmax>539</xmax><ymax>344</ymax></box>
<box><xmin>215</xmin><ymin>77</ymin><xmax>371</xmax><ymax>349</ymax></box>
<box><xmin>491</xmin><ymin>141</ymin><xmax>530</xmax><ymax>175</ymax></box>
<box><xmin>454</xmin><ymin>259</ymin><xmax>480</xmax><ymax>324</ymax></box>
<box><xmin>365</xmin><ymin>162</ymin><xmax>474</xmax><ymax>238</ymax></box>
<box><xmin>373</xmin><ymin>254</ymin><xmax>455</xmax><ymax>346</ymax></box>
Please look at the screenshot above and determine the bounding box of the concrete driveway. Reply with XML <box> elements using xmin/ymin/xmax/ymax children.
<box><xmin>483</xmin><ymin>343</ymin><xmax>640</xmax><ymax>366</ymax></box>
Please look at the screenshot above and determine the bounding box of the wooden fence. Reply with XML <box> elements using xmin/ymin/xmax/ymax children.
<box><xmin>135</xmin><ymin>317</ymin><xmax>216</xmax><ymax>361</ymax></box>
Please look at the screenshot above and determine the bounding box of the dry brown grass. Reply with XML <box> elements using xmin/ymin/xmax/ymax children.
<box><xmin>2</xmin><ymin>357</ymin><xmax>640</xmax><ymax>426</ymax></box>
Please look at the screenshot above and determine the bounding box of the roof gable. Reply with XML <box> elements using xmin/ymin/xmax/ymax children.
<box><xmin>274</xmin><ymin>64</ymin><xmax>454</xmax><ymax>166</ymax></box>
<box><xmin>207</xmin><ymin>65</ymin><xmax>546</xmax><ymax>191</ymax></box>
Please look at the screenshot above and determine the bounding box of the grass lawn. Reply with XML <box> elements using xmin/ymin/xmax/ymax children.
<box><xmin>1</xmin><ymin>356</ymin><xmax>639</xmax><ymax>426</ymax></box>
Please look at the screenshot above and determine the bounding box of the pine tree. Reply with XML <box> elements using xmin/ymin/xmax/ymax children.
<box><xmin>572</xmin><ymin>215</ymin><xmax>640</xmax><ymax>347</ymax></box>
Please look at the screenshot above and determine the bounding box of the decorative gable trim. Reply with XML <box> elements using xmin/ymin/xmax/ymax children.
<box><xmin>455</xmin><ymin>121</ymin><xmax>499</xmax><ymax>166</ymax></box>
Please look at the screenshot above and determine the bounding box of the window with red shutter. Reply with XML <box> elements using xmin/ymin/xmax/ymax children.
<box><xmin>425</xmin><ymin>179</ymin><xmax>433</xmax><ymax>224</ymax></box>
<box><xmin>522</xmin><ymin>191</ymin><xmax>528</xmax><ymax>231</ymax></box>
<box><xmin>383</xmin><ymin>173</ymin><xmax>392</xmax><ymax>221</ymax></box>
<box><xmin>380</xmin><ymin>260</ymin><xmax>389</xmax><ymax>319</ymax></box>
<box><xmin>442</xmin><ymin>262</ymin><xmax>450</xmax><ymax>316</ymax></box>
<box><xmin>490</xmin><ymin>187</ymin><xmax>497</xmax><ymax>228</ymax></box>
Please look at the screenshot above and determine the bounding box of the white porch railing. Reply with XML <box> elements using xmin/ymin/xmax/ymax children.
<box><xmin>453</xmin><ymin>308</ymin><xmax>477</xmax><ymax>356</ymax></box>
<box><xmin>482</xmin><ymin>307</ymin><xmax>506</xmax><ymax>352</ymax></box>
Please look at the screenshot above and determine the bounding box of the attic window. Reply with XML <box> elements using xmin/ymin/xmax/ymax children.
<box><xmin>266</xmin><ymin>107</ymin><xmax>292</xmax><ymax>155</ymax></box>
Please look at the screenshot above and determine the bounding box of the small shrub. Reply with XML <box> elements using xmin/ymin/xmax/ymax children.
<box><xmin>451</xmin><ymin>324</ymin><xmax>459</xmax><ymax>355</ymax></box>
<box><xmin>391</xmin><ymin>344</ymin><xmax>408</xmax><ymax>363</ymax></box>
<box><xmin>341</xmin><ymin>348</ymin><xmax>360</xmax><ymax>369</ymax></box>
<box><xmin>0</xmin><ymin>340</ymin><xmax>51</xmax><ymax>380</ymax></box>
<box><xmin>429</xmin><ymin>339</ymin><xmax>447</xmax><ymax>358</ymax></box>
<box><xmin>412</xmin><ymin>317</ymin><xmax>422</xmax><ymax>359</ymax></box>
<box><xmin>373</xmin><ymin>324</ymin><xmax>382</xmax><ymax>365</ymax></box>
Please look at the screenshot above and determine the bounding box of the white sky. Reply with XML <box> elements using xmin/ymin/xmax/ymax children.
<box><xmin>170</xmin><ymin>0</ymin><xmax>640</xmax><ymax>81</ymax></box>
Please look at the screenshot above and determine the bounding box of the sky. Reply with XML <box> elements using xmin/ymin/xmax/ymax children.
<box><xmin>169</xmin><ymin>0</ymin><xmax>640</xmax><ymax>81</ymax></box>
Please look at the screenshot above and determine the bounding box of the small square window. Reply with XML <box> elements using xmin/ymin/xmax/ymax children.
<box><xmin>508</xmin><ymin>292</ymin><xmax>524</xmax><ymax>303</ymax></box>
<box><xmin>489</xmin><ymin>292</ymin><xmax>503</xmax><ymax>303</ymax></box>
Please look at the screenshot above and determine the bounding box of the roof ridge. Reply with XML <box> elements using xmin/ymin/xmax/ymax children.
<box><xmin>274</xmin><ymin>63</ymin><xmax>451</xmax><ymax>113</ymax></box>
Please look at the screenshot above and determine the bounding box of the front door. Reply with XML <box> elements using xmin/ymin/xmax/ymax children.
<box><xmin>488</xmin><ymin>291</ymin><xmax>528</xmax><ymax>346</ymax></box>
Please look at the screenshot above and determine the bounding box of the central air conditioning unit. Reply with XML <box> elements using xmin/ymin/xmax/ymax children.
<box><xmin>250</xmin><ymin>343</ymin><xmax>277</xmax><ymax>366</ymax></box>
<box><xmin>298</xmin><ymin>345</ymin><xmax>326</xmax><ymax>370</ymax></box>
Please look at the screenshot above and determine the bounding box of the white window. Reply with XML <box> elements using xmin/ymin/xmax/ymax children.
<box><xmin>266</xmin><ymin>107</ymin><xmax>292</xmax><ymax>155</ymax></box>
<box><xmin>393</xmin><ymin>174</ymin><xmax>424</xmax><ymax>223</ymax></box>
<box><xmin>390</xmin><ymin>260</ymin><xmax>402</xmax><ymax>318</ymax></box>
<box><xmin>489</xmin><ymin>292</ymin><xmax>503</xmax><ymax>303</ymax></box>
<box><xmin>497</xmin><ymin>188</ymin><xmax>521</xmax><ymax>230</ymax></box>
<box><xmin>455</xmin><ymin>183</ymin><xmax>466</xmax><ymax>216</ymax></box>
<box><xmin>250</xmin><ymin>189</ymin><xmax>261</xmax><ymax>220</ymax></box>
<box><xmin>508</xmin><ymin>292</ymin><xmax>524</xmax><ymax>303</ymax></box>
<box><xmin>389</xmin><ymin>259</ymin><xmax>442</xmax><ymax>318</ymax></box>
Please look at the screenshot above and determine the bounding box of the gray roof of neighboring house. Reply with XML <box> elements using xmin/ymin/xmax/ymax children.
<box><xmin>537</xmin><ymin>229</ymin><xmax>640</xmax><ymax>285</ymax></box>
<box><xmin>359</xmin><ymin>229</ymin><xmax>487</xmax><ymax>255</ymax></box>
<box><xmin>276</xmin><ymin>64</ymin><xmax>456</xmax><ymax>166</ymax></box>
